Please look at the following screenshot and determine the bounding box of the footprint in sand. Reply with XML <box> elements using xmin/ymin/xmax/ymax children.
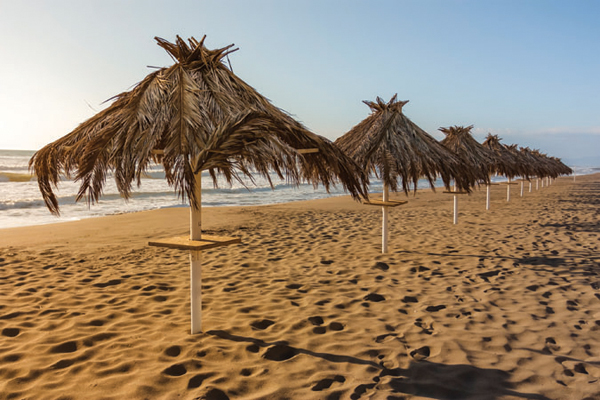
<box><xmin>543</xmin><ymin>337</ymin><xmax>560</xmax><ymax>353</ymax></box>
<box><xmin>414</xmin><ymin>319</ymin><xmax>434</xmax><ymax>335</ymax></box>
<box><xmin>246</xmin><ymin>344</ymin><xmax>260</xmax><ymax>353</ymax></box>
<box><xmin>574</xmin><ymin>363</ymin><xmax>588</xmax><ymax>374</ymax></box>
<box><xmin>250</xmin><ymin>319</ymin><xmax>275</xmax><ymax>330</ymax></box>
<box><xmin>164</xmin><ymin>346</ymin><xmax>181</xmax><ymax>357</ymax></box>
<box><xmin>410</xmin><ymin>346</ymin><xmax>430</xmax><ymax>361</ymax></box>
<box><xmin>329</xmin><ymin>322</ymin><xmax>344</xmax><ymax>331</ymax></box>
<box><xmin>200</xmin><ymin>388</ymin><xmax>230</xmax><ymax>400</ymax></box>
<box><xmin>92</xmin><ymin>279</ymin><xmax>122</xmax><ymax>288</ymax></box>
<box><xmin>50</xmin><ymin>341</ymin><xmax>78</xmax><ymax>354</ymax></box>
<box><xmin>363</xmin><ymin>293</ymin><xmax>385</xmax><ymax>302</ymax></box>
<box><xmin>425</xmin><ymin>305</ymin><xmax>446</xmax><ymax>312</ymax></box>
<box><xmin>286</xmin><ymin>283</ymin><xmax>303</xmax><ymax>290</ymax></box>
<box><xmin>262</xmin><ymin>344</ymin><xmax>298</xmax><ymax>361</ymax></box>
<box><xmin>162</xmin><ymin>363</ymin><xmax>187</xmax><ymax>377</ymax></box>
<box><xmin>312</xmin><ymin>375</ymin><xmax>346</xmax><ymax>391</ymax></box>
<box><xmin>187</xmin><ymin>373</ymin><xmax>213</xmax><ymax>389</ymax></box>
<box><xmin>374</xmin><ymin>262</ymin><xmax>389</xmax><ymax>271</ymax></box>
<box><xmin>1</xmin><ymin>327</ymin><xmax>19</xmax><ymax>337</ymax></box>
<box><xmin>2</xmin><ymin>353</ymin><xmax>22</xmax><ymax>362</ymax></box>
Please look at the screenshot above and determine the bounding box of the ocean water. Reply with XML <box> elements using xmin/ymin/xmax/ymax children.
<box><xmin>0</xmin><ymin>149</ymin><xmax>376</xmax><ymax>229</ymax></box>
<box><xmin>0</xmin><ymin>149</ymin><xmax>594</xmax><ymax>230</ymax></box>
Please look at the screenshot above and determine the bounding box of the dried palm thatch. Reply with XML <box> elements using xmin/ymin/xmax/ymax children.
<box><xmin>439</xmin><ymin>125</ymin><xmax>495</xmax><ymax>185</ymax></box>
<box><xmin>527</xmin><ymin>149</ymin><xmax>572</xmax><ymax>178</ymax></box>
<box><xmin>511</xmin><ymin>146</ymin><xmax>541</xmax><ymax>180</ymax></box>
<box><xmin>335</xmin><ymin>95</ymin><xmax>475</xmax><ymax>194</ymax></box>
<box><xmin>481</xmin><ymin>134</ymin><xmax>524</xmax><ymax>179</ymax></box>
<box><xmin>549</xmin><ymin>156</ymin><xmax>573</xmax><ymax>176</ymax></box>
<box><xmin>30</xmin><ymin>35</ymin><xmax>368</xmax><ymax>215</ymax></box>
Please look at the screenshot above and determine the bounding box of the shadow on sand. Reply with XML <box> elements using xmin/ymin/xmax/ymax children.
<box><xmin>207</xmin><ymin>330</ymin><xmax>550</xmax><ymax>400</ymax></box>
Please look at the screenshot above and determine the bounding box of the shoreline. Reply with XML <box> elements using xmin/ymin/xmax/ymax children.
<box><xmin>1</xmin><ymin>173</ymin><xmax>599</xmax><ymax>399</ymax></box>
<box><xmin>2</xmin><ymin>170</ymin><xmax>592</xmax><ymax>232</ymax></box>
<box><xmin>0</xmin><ymin>173</ymin><xmax>566</xmax><ymax>232</ymax></box>
<box><xmin>0</xmin><ymin>175</ymin><xmax>585</xmax><ymax>249</ymax></box>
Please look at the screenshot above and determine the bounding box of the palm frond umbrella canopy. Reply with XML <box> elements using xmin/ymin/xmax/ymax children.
<box><xmin>504</xmin><ymin>144</ymin><xmax>535</xmax><ymax>197</ymax></box>
<box><xmin>529</xmin><ymin>149</ymin><xmax>572</xmax><ymax>186</ymax></box>
<box><xmin>515</xmin><ymin>146</ymin><xmax>541</xmax><ymax>194</ymax></box>
<box><xmin>439</xmin><ymin>125</ymin><xmax>495</xmax><ymax>223</ymax></box>
<box><xmin>548</xmin><ymin>156</ymin><xmax>573</xmax><ymax>177</ymax></box>
<box><xmin>439</xmin><ymin>125</ymin><xmax>495</xmax><ymax>184</ymax></box>
<box><xmin>29</xmin><ymin>35</ymin><xmax>369</xmax><ymax>334</ymax></box>
<box><xmin>481</xmin><ymin>134</ymin><xmax>524</xmax><ymax>202</ymax></box>
<box><xmin>335</xmin><ymin>95</ymin><xmax>475</xmax><ymax>252</ymax></box>
<box><xmin>30</xmin><ymin>36</ymin><xmax>367</xmax><ymax>214</ymax></box>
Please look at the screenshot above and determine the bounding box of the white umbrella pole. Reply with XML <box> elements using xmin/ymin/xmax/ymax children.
<box><xmin>190</xmin><ymin>173</ymin><xmax>202</xmax><ymax>334</ymax></box>
<box><xmin>453</xmin><ymin>182</ymin><xmax>458</xmax><ymax>224</ymax></box>
<box><xmin>520</xmin><ymin>180</ymin><xmax>524</xmax><ymax>197</ymax></box>
<box><xmin>486</xmin><ymin>184</ymin><xmax>490</xmax><ymax>210</ymax></box>
<box><xmin>536</xmin><ymin>178</ymin><xmax>539</xmax><ymax>190</ymax></box>
<box><xmin>382</xmin><ymin>183</ymin><xmax>389</xmax><ymax>253</ymax></box>
<box><xmin>529</xmin><ymin>181</ymin><xmax>532</xmax><ymax>193</ymax></box>
<box><xmin>507</xmin><ymin>177</ymin><xmax>511</xmax><ymax>202</ymax></box>
<box><xmin>541</xmin><ymin>177</ymin><xmax>544</xmax><ymax>188</ymax></box>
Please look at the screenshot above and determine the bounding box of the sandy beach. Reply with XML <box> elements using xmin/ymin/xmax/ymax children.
<box><xmin>1</xmin><ymin>173</ymin><xmax>599</xmax><ymax>400</ymax></box>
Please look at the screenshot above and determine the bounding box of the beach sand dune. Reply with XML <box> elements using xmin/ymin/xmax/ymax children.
<box><xmin>1</xmin><ymin>174</ymin><xmax>599</xmax><ymax>399</ymax></box>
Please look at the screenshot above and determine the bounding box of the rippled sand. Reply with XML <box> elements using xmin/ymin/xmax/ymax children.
<box><xmin>1</xmin><ymin>174</ymin><xmax>599</xmax><ymax>400</ymax></box>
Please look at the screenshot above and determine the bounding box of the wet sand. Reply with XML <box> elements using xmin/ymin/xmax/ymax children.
<box><xmin>1</xmin><ymin>174</ymin><xmax>599</xmax><ymax>400</ymax></box>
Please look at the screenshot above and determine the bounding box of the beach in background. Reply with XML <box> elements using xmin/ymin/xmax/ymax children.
<box><xmin>1</xmin><ymin>149</ymin><xmax>598</xmax><ymax>230</ymax></box>
<box><xmin>0</xmin><ymin>172</ymin><xmax>599</xmax><ymax>399</ymax></box>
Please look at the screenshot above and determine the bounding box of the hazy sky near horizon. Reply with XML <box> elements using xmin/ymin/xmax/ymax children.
<box><xmin>0</xmin><ymin>0</ymin><xmax>598</xmax><ymax>163</ymax></box>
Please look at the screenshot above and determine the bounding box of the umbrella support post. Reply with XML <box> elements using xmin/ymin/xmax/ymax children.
<box><xmin>189</xmin><ymin>174</ymin><xmax>203</xmax><ymax>334</ymax></box>
<box><xmin>382</xmin><ymin>184</ymin><xmax>389</xmax><ymax>253</ymax></box>
<box><xmin>536</xmin><ymin>179</ymin><xmax>539</xmax><ymax>190</ymax></box>
<box><xmin>190</xmin><ymin>250</ymin><xmax>202</xmax><ymax>334</ymax></box>
<box><xmin>529</xmin><ymin>181</ymin><xmax>532</xmax><ymax>193</ymax></box>
<box><xmin>148</xmin><ymin>173</ymin><xmax>241</xmax><ymax>334</ymax></box>
<box><xmin>453</xmin><ymin>183</ymin><xmax>458</xmax><ymax>225</ymax></box>
<box><xmin>507</xmin><ymin>177</ymin><xmax>511</xmax><ymax>202</ymax></box>
<box><xmin>520</xmin><ymin>181</ymin><xmax>524</xmax><ymax>197</ymax></box>
<box><xmin>486</xmin><ymin>184</ymin><xmax>490</xmax><ymax>210</ymax></box>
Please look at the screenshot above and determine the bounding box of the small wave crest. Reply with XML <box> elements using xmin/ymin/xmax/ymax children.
<box><xmin>0</xmin><ymin>190</ymin><xmax>181</xmax><ymax>211</ymax></box>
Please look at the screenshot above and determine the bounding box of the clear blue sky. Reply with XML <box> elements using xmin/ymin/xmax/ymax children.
<box><xmin>1</xmin><ymin>0</ymin><xmax>599</xmax><ymax>164</ymax></box>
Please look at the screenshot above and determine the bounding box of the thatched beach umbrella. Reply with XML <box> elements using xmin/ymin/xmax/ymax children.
<box><xmin>518</xmin><ymin>148</ymin><xmax>571</xmax><ymax>189</ymax></box>
<box><xmin>516</xmin><ymin>146</ymin><xmax>540</xmax><ymax>194</ymax></box>
<box><xmin>439</xmin><ymin>125</ymin><xmax>495</xmax><ymax>223</ymax></box>
<box><xmin>482</xmin><ymin>134</ymin><xmax>524</xmax><ymax>204</ymax></box>
<box><xmin>503</xmin><ymin>144</ymin><xmax>529</xmax><ymax>197</ymax></box>
<box><xmin>335</xmin><ymin>95</ymin><xmax>474</xmax><ymax>252</ymax></box>
<box><xmin>30</xmin><ymin>35</ymin><xmax>368</xmax><ymax>334</ymax></box>
<box><xmin>548</xmin><ymin>156</ymin><xmax>573</xmax><ymax>177</ymax></box>
<box><xmin>523</xmin><ymin>148</ymin><xmax>552</xmax><ymax>188</ymax></box>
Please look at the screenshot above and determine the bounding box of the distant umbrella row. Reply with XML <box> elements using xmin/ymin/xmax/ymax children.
<box><xmin>335</xmin><ymin>95</ymin><xmax>573</xmax><ymax>196</ymax></box>
<box><xmin>30</xmin><ymin>36</ymin><xmax>572</xmax><ymax>215</ymax></box>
